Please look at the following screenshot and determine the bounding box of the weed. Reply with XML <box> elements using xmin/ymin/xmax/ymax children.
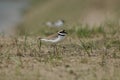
<box><xmin>75</xmin><ymin>26</ymin><xmax>105</xmax><ymax>38</ymax></box>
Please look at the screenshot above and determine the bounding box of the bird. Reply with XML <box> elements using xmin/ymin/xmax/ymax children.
<box><xmin>38</xmin><ymin>30</ymin><xmax>67</xmax><ymax>55</ymax></box>
<box><xmin>54</xmin><ymin>20</ymin><xmax>64</xmax><ymax>27</ymax></box>
<box><xmin>45</xmin><ymin>19</ymin><xmax>65</xmax><ymax>27</ymax></box>
<box><xmin>38</xmin><ymin>30</ymin><xmax>67</xmax><ymax>43</ymax></box>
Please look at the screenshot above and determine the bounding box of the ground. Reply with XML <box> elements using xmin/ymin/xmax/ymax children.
<box><xmin>0</xmin><ymin>0</ymin><xmax>120</xmax><ymax>80</ymax></box>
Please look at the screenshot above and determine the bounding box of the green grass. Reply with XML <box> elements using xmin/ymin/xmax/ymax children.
<box><xmin>75</xmin><ymin>26</ymin><xmax>105</xmax><ymax>37</ymax></box>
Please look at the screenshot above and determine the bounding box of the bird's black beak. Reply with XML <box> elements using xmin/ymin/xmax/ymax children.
<box><xmin>63</xmin><ymin>30</ymin><xmax>67</xmax><ymax>34</ymax></box>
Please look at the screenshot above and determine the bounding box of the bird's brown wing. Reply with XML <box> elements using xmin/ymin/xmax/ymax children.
<box><xmin>46</xmin><ymin>33</ymin><xmax>58</xmax><ymax>39</ymax></box>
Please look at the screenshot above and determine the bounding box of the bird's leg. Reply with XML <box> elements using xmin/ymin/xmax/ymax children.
<box><xmin>52</xmin><ymin>44</ymin><xmax>58</xmax><ymax>55</ymax></box>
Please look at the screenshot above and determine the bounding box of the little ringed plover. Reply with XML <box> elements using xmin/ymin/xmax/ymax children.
<box><xmin>39</xmin><ymin>30</ymin><xmax>67</xmax><ymax>43</ymax></box>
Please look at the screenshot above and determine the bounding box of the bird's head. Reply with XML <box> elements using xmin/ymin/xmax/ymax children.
<box><xmin>58</xmin><ymin>30</ymin><xmax>67</xmax><ymax>36</ymax></box>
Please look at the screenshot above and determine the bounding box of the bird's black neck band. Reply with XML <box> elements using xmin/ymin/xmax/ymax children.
<box><xmin>58</xmin><ymin>33</ymin><xmax>65</xmax><ymax>36</ymax></box>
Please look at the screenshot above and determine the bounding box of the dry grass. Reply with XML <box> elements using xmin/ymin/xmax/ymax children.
<box><xmin>0</xmin><ymin>22</ymin><xmax>120</xmax><ymax>80</ymax></box>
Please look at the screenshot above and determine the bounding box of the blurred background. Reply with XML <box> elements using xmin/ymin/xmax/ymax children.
<box><xmin>0</xmin><ymin>0</ymin><xmax>120</xmax><ymax>35</ymax></box>
<box><xmin>0</xmin><ymin>0</ymin><xmax>29</xmax><ymax>34</ymax></box>
<box><xmin>0</xmin><ymin>1</ymin><xmax>120</xmax><ymax>80</ymax></box>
